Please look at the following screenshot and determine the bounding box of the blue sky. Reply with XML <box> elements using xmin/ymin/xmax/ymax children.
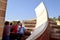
<box><xmin>5</xmin><ymin>0</ymin><xmax>60</xmax><ymax>21</ymax></box>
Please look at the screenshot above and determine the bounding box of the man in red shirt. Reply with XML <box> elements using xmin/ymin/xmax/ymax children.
<box><xmin>12</xmin><ymin>21</ymin><xmax>21</xmax><ymax>40</ymax></box>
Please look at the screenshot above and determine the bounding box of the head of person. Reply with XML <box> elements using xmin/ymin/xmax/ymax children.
<box><xmin>10</xmin><ymin>23</ymin><xmax>13</xmax><ymax>25</ymax></box>
<box><xmin>4</xmin><ymin>21</ymin><xmax>9</xmax><ymax>26</ymax></box>
<box><xmin>10</xmin><ymin>23</ymin><xmax>13</xmax><ymax>26</ymax></box>
<box><xmin>17</xmin><ymin>21</ymin><xmax>21</xmax><ymax>25</ymax></box>
<box><xmin>20</xmin><ymin>23</ymin><xmax>22</xmax><ymax>27</ymax></box>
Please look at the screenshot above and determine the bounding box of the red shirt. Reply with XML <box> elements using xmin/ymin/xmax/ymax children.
<box><xmin>13</xmin><ymin>25</ymin><xmax>18</xmax><ymax>34</ymax></box>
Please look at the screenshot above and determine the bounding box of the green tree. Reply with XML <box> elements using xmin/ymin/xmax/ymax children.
<box><xmin>12</xmin><ymin>21</ymin><xmax>17</xmax><ymax>24</ymax></box>
<box><xmin>58</xmin><ymin>16</ymin><xmax>60</xmax><ymax>21</ymax></box>
<box><xmin>53</xmin><ymin>17</ymin><xmax>57</xmax><ymax>21</ymax></box>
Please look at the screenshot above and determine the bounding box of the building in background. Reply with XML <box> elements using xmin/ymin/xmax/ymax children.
<box><xmin>49</xmin><ymin>18</ymin><xmax>60</xmax><ymax>40</ymax></box>
<box><xmin>56</xmin><ymin>20</ymin><xmax>60</xmax><ymax>25</ymax></box>
<box><xmin>0</xmin><ymin>0</ymin><xmax>7</xmax><ymax>39</ymax></box>
<box><xmin>22</xmin><ymin>18</ymin><xmax>36</xmax><ymax>33</ymax></box>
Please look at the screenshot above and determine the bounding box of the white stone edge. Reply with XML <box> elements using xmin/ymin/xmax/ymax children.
<box><xmin>26</xmin><ymin>21</ymin><xmax>48</xmax><ymax>40</ymax></box>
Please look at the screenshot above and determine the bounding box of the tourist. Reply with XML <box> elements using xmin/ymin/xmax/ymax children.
<box><xmin>2</xmin><ymin>21</ymin><xmax>10</xmax><ymax>40</ymax></box>
<box><xmin>10</xmin><ymin>23</ymin><xmax>14</xmax><ymax>40</ymax></box>
<box><xmin>17</xmin><ymin>23</ymin><xmax>26</xmax><ymax>40</ymax></box>
<box><xmin>12</xmin><ymin>21</ymin><xmax>21</xmax><ymax>40</ymax></box>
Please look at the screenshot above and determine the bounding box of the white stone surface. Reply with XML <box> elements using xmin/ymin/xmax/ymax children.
<box><xmin>26</xmin><ymin>2</ymin><xmax>48</xmax><ymax>40</ymax></box>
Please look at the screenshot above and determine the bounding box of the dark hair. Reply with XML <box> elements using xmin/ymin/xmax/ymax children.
<box><xmin>4</xmin><ymin>21</ymin><xmax>9</xmax><ymax>25</ymax></box>
<box><xmin>20</xmin><ymin>23</ymin><xmax>22</xmax><ymax>26</ymax></box>
<box><xmin>10</xmin><ymin>23</ymin><xmax>12</xmax><ymax>25</ymax></box>
<box><xmin>17</xmin><ymin>21</ymin><xmax>20</xmax><ymax>23</ymax></box>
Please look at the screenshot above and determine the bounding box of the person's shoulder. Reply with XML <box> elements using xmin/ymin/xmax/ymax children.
<box><xmin>22</xmin><ymin>27</ymin><xmax>25</xmax><ymax>28</ymax></box>
<box><xmin>22</xmin><ymin>27</ymin><xmax>26</xmax><ymax>30</ymax></box>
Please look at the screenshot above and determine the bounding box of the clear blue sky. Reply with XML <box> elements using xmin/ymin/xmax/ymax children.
<box><xmin>5</xmin><ymin>0</ymin><xmax>60</xmax><ymax>21</ymax></box>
